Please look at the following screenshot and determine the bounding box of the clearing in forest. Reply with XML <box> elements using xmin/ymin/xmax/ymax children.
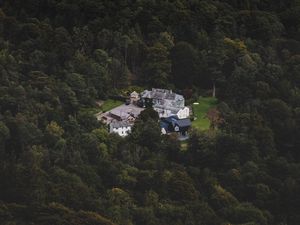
<box><xmin>191</xmin><ymin>97</ymin><xmax>218</xmax><ymax>130</ymax></box>
<box><xmin>101</xmin><ymin>99</ymin><xmax>124</xmax><ymax>112</ymax></box>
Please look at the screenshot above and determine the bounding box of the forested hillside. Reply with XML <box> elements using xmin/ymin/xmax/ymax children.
<box><xmin>0</xmin><ymin>0</ymin><xmax>300</xmax><ymax>224</ymax></box>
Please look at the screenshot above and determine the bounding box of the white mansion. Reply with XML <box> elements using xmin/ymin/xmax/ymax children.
<box><xmin>140</xmin><ymin>88</ymin><xmax>189</xmax><ymax>119</ymax></box>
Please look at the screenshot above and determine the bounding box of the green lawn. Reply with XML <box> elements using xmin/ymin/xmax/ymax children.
<box><xmin>180</xmin><ymin>140</ymin><xmax>188</xmax><ymax>151</ymax></box>
<box><xmin>101</xmin><ymin>99</ymin><xmax>123</xmax><ymax>112</ymax></box>
<box><xmin>192</xmin><ymin>97</ymin><xmax>218</xmax><ymax>130</ymax></box>
<box><xmin>80</xmin><ymin>99</ymin><xmax>123</xmax><ymax>115</ymax></box>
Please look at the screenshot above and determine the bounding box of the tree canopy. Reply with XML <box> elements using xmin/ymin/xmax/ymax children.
<box><xmin>0</xmin><ymin>1</ymin><xmax>300</xmax><ymax>224</ymax></box>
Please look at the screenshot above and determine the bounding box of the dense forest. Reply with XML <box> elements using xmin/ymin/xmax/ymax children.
<box><xmin>0</xmin><ymin>0</ymin><xmax>300</xmax><ymax>224</ymax></box>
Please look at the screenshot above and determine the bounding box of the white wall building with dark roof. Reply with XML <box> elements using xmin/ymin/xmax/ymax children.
<box><xmin>130</xmin><ymin>91</ymin><xmax>140</xmax><ymax>104</ymax></box>
<box><xmin>98</xmin><ymin>88</ymin><xmax>189</xmax><ymax>137</ymax></box>
<box><xmin>141</xmin><ymin>88</ymin><xmax>189</xmax><ymax>119</ymax></box>
<box><xmin>109</xmin><ymin>121</ymin><xmax>132</xmax><ymax>137</ymax></box>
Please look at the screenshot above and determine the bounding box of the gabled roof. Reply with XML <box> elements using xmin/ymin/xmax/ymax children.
<box><xmin>163</xmin><ymin>115</ymin><xmax>179</xmax><ymax>125</ymax></box>
<box><xmin>165</xmin><ymin>92</ymin><xmax>176</xmax><ymax>100</ymax></box>
<box><xmin>141</xmin><ymin>88</ymin><xmax>184</xmax><ymax>102</ymax></box>
<box><xmin>160</xmin><ymin>121</ymin><xmax>170</xmax><ymax>130</ymax></box>
<box><xmin>175</xmin><ymin>118</ymin><xmax>191</xmax><ymax>128</ymax></box>
<box><xmin>130</xmin><ymin>91</ymin><xmax>139</xmax><ymax>97</ymax></box>
<box><xmin>160</xmin><ymin>116</ymin><xmax>191</xmax><ymax>133</ymax></box>
<box><xmin>110</xmin><ymin>121</ymin><xmax>131</xmax><ymax>129</ymax></box>
<box><xmin>163</xmin><ymin>116</ymin><xmax>191</xmax><ymax>126</ymax></box>
<box><xmin>141</xmin><ymin>90</ymin><xmax>151</xmax><ymax>98</ymax></box>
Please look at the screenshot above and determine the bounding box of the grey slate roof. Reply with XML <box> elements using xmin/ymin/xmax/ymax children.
<box><xmin>110</xmin><ymin>106</ymin><xmax>143</xmax><ymax>120</ymax></box>
<box><xmin>130</xmin><ymin>91</ymin><xmax>139</xmax><ymax>98</ymax></box>
<box><xmin>153</xmin><ymin>104</ymin><xmax>181</xmax><ymax>113</ymax></box>
<box><xmin>110</xmin><ymin>121</ymin><xmax>131</xmax><ymax>129</ymax></box>
<box><xmin>165</xmin><ymin>92</ymin><xmax>176</xmax><ymax>100</ymax></box>
<box><xmin>141</xmin><ymin>89</ymin><xmax>184</xmax><ymax>104</ymax></box>
<box><xmin>160</xmin><ymin>116</ymin><xmax>191</xmax><ymax>133</ymax></box>
<box><xmin>175</xmin><ymin>118</ymin><xmax>192</xmax><ymax>127</ymax></box>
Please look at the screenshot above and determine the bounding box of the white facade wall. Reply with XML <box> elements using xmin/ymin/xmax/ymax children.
<box><xmin>154</xmin><ymin>107</ymin><xmax>172</xmax><ymax>118</ymax></box>
<box><xmin>154</xmin><ymin>106</ymin><xmax>189</xmax><ymax>119</ymax></box>
<box><xmin>176</xmin><ymin>107</ymin><xmax>189</xmax><ymax>119</ymax></box>
<box><xmin>112</xmin><ymin>126</ymin><xmax>131</xmax><ymax>137</ymax></box>
<box><xmin>161</xmin><ymin>128</ymin><xmax>167</xmax><ymax>134</ymax></box>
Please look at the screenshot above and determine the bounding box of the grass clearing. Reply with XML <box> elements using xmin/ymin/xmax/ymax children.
<box><xmin>180</xmin><ymin>140</ymin><xmax>188</xmax><ymax>151</ymax></box>
<box><xmin>192</xmin><ymin>97</ymin><xmax>218</xmax><ymax>130</ymax></box>
<box><xmin>80</xmin><ymin>107</ymin><xmax>100</xmax><ymax>115</ymax></box>
<box><xmin>101</xmin><ymin>99</ymin><xmax>123</xmax><ymax>112</ymax></box>
<box><xmin>80</xmin><ymin>99</ymin><xmax>123</xmax><ymax>115</ymax></box>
